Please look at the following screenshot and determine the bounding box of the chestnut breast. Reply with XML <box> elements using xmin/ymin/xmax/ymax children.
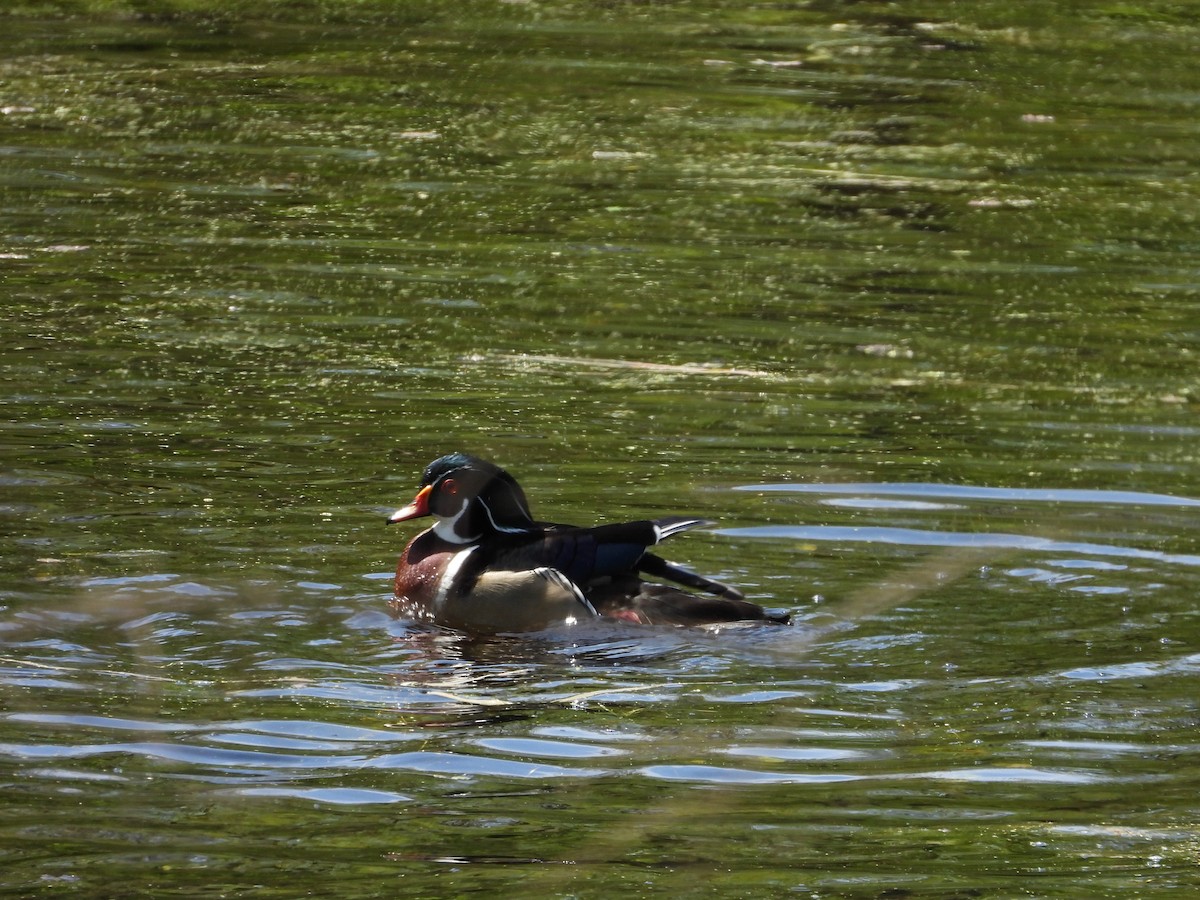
<box><xmin>393</xmin><ymin>532</ymin><xmax>464</xmax><ymax>615</ymax></box>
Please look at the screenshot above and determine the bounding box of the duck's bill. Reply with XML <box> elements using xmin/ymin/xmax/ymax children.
<box><xmin>386</xmin><ymin>484</ymin><xmax>432</xmax><ymax>523</ymax></box>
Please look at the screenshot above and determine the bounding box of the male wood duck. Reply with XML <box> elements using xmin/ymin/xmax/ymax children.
<box><xmin>387</xmin><ymin>453</ymin><xmax>789</xmax><ymax>633</ymax></box>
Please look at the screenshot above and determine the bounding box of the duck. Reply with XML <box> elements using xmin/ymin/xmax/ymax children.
<box><xmin>386</xmin><ymin>452</ymin><xmax>789</xmax><ymax>633</ymax></box>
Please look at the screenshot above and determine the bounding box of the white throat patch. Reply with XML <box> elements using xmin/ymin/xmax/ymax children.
<box><xmin>432</xmin><ymin>498</ymin><xmax>478</xmax><ymax>544</ymax></box>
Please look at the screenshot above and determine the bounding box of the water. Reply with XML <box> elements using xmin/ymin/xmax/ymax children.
<box><xmin>3</xmin><ymin>2</ymin><xmax>1200</xmax><ymax>896</ymax></box>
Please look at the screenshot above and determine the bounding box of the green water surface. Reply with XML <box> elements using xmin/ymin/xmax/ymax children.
<box><xmin>2</xmin><ymin>2</ymin><xmax>1199</xmax><ymax>896</ymax></box>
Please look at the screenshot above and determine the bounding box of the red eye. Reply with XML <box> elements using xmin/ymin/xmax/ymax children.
<box><xmin>443</xmin><ymin>478</ymin><xmax>458</xmax><ymax>496</ymax></box>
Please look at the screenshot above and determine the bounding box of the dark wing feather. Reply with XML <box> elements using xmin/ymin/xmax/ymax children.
<box><xmin>484</xmin><ymin>515</ymin><xmax>739</xmax><ymax>604</ymax></box>
<box><xmin>590</xmin><ymin>580</ymin><xmax>789</xmax><ymax>626</ymax></box>
<box><xmin>638</xmin><ymin>553</ymin><xmax>745</xmax><ymax>600</ymax></box>
<box><xmin>487</xmin><ymin>521</ymin><xmax>660</xmax><ymax>585</ymax></box>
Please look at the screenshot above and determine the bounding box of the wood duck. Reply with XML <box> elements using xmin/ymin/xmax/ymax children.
<box><xmin>387</xmin><ymin>453</ymin><xmax>789</xmax><ymax>633</ymax></box>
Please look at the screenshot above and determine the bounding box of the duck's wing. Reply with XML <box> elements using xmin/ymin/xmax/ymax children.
<box><xmin>488</xmin><ymin>521</ymin><xmax>651</xmax><ymax>583</ymax></box>
<box><xmin>637</xmin><ymin>552</ymin><xmax>744</xmax><ymax>600</ymax></box>
<box><xmin>589</xmin><ymin>579</ymin><xmax>789</xmax><ymax>626</ymax></box>
<box><xmin>486</xmin><ymin>516</ymin><xmax>705</xmax><ymax>585</ymax></box>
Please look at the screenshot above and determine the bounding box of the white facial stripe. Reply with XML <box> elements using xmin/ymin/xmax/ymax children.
<box><xmin>478</xmin><ymin>495</ymin><xmax>533</xmax><ymax>534</ymax></box>
<box><xmin>434</xmin><ymin>546</ymin><xmax>477</xmax><ymax>612</ymax></box>
<box><xmin>496</xmin><ymin>481</ymin><xmax>533</xmax><ymax>522</ymax></box>
<box><xmin>433</xmin><ymin>498</ymin><xmax>477</xmax><ymax>544</ymax></box>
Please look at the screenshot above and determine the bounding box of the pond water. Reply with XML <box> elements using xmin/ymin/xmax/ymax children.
<box><xmin>3</xmin><ymin>2</ymin><xmax>1199</xmax><ymax>896</ymax></box>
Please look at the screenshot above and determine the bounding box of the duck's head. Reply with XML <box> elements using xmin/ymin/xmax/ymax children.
<box><xmin>387</xmin><ymin>452</ymin><xmax>536</xmax><ymax>543</ymax></box>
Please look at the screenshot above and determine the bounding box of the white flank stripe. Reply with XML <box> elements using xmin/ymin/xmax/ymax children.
<box><xmin>532</xmin><ymin>567</ymin><xmax>598</xmax><ymax>618</ymax></box>
<box><xmin>434</xmin><ymin>547</ymin><xmax>477</xmax><ymax>612</ymax></box>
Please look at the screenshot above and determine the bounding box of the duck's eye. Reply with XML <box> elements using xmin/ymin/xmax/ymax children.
<box><xmin>442</xmin><ymin>478</ymin><xmax>458</xmax><ymax>496</ymax></box>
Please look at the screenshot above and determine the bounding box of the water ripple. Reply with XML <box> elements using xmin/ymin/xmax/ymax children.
<box><xmin>642</xmin><ymin>764</ymin><xmax>862</xmax><ymax>785</ymax></box>
<box><xmin>736</xmin><ymin>483</ymin><xmax>1200</xmax><ymax>507</ymax></box>
<box><xmin>720</xmin><ymin>525</ymin><xmax>1200</xmax><ymax>567</ymax></box>
<box><xmin>0</xmin><ymin>741</ymin><xmax>360</xmax><ymax>770</ymax></box>
<box><xmin>1053</xmin><ymin>653</ymin><xmax>1200</xmax><ymax>683</ymax></box>
<box><xmin>912</xmin><ymin>767</ymin><xmax>1100</xmax><ymax>785</ymax></box>
<box><xmin>234</xmin><ymin>786</ymin><xmax>410</xmax><ymax>804</ymax></box>
<box><xmin>473</xmin><ymin>737</ymin><xmax>626</xmax><ymax>760</ymax></box>
<box><xmin>363</xmin><ymin>750</ymin><xmax>604</xmax><ymax>779</ymax></box>
<box><xmin>7</xmin><ymin>713</ymin><xmax>197</xmax><ymax>733</ymax></box>
<box><xmin>722</xmin><ymin>745</ymin><xmax>871</xmax><ymax>762</ymax></box>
